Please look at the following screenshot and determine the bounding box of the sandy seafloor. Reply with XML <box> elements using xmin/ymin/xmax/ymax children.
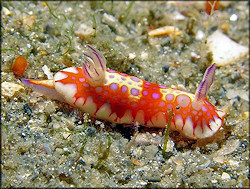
<box><xmin>1</xmin><ymin>1</ymin><xmax>249</xmax><ymax>188</ymax></box>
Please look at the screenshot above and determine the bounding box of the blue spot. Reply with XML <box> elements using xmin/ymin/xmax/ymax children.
<box><xmin>152</xmin><ymin>93</ymin><xmax>160</xmax><ymax>99</ymax></box>
<box><xmin>159</xmin><ymin>101</ymin><xmax>165</xmax><ymax>107</ymax></box>
<box><xmin>79</xmin><ymin>78</ymin><xmax>85</xmax><ymax>82</ymax></box>
<box><xmin>130</xmin><ymin>76</ymin><xmax>140</xmax><ymax>82</ymax></box>
<box><xmin>158</xmin><ymin>85</ymin><xmax>166</xmax><ymax>89</ymax></box>
<box><xmin>142</xmin><ymin>90</ymin><xmax>148</xmax><ymax>96</ymax></box>
<box><xmin>83</xmin><ymin>83</ymin><xmax>89</xmax><ymax>87</ymax></box>
<box><xmin>109</xmin><ymin>75</ymin><xmax>115</xmax><ymax>78</ymax></box>
<box><xmin>131</xmin><ymin>88</ymin><xmax>139</xmax><ymax>96</ymax></box>
<box><xmin>110</xmin><ymin>83</ymin><xmax>118</xmax><ymax>90</ymax></box>
<box><xmin>122</xmin><ymin>86</ymin><xmax>128</xmax><ymax>93</ymax></box>
<box><xmin>202</xmin><ymin>106</ymin><xmax>207</xmax><ymax>112</ymax></box>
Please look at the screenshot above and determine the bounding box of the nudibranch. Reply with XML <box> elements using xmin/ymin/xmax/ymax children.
<box><xmin>21</xmin><ymin>45</ymin><xmax>226</xmax><ymax>139</ymax></box>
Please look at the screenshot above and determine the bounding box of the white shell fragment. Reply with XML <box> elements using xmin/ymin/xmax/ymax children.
<box><xmin>1</xmin><ymin>81</ymin><xmax>24</xmax><ymax>98</ymax></box>
<box><xmin>221</xmin><ymin>172</ymin><xmax>231</xmax><ymax>180</ymax></box>
<box><xmin>2</xmin><ymin>7</ymin><xmax>11</xmax><ymax>16</ymax></box>
<box><xmin>195</xmin><ymin>30</ymin><xmax>205</xmax><ymax>40</ymax></box>
<box><xmin>42</xmin><ymin>65</ymin><xmax>53</xmax><ymax>79</ymax></box>
<box><xmin>75</xmin><ymin>23</ymin><xmax>95</xmax><ymax>39</ymax></box>
<box><xmin>226</xmin><ymin>89</ymin><xmax>249</xmax><ymax>101</ymax></box>
<box><xmin>215</xmin><ymin>139</ymin><xmax>240</xmax><ymax>156</ymax></box>
<box><xmin>148</xmin><ymin>26</ymin><xmax>182</xmax><ymax>37</ymax></box>
<box><xmin>207</xmin><ymin>30</ymin><xmax>249</xmax><ymax>67</ymax></box>
<box><xmin>102</xmin><ymin>13</ymin><xmax>117</xmax><ymax>29</ymax></box>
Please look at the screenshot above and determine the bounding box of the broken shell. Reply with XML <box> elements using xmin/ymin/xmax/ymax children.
<box><xmin>115</xmin><ymin>35</ymin><xmax>125</xmax><ymax>42</ymax></box>
<box><xmin>42</xmin><ymin>65</ymin><xmax>53</xmax><ymax>79</ymax></box>
<box><xmin>131</xmin><ymin>158</ymin><xmax>144</xmax><ymax>166</ymax></box>
<box><xmin>2</xmin><ymin>81</ymin><xmax>24</xmax><ymax>98</ymax></box>
<box><xmin>207</xmin><ymin>30</ymin><xmax>248</xmax><ymax>67</ymax></box>
<box><xmin>23</xmin><ymin>15</ymin><xmax>36</xmax><ymax>30</ymax></box>
<box><xmin>148</xmin><ymin>26</ymin><xmax>182</xmax><ymax>37</ymax></box>
<box><xmin>2</xmin><ymin>7</ymin><xmax>11</xmax><ymax>16</ymax></box>
<box><xmin>75</xmin><ymin>23</ymin><xmax>95</xmax><ymax>39</ymax></box>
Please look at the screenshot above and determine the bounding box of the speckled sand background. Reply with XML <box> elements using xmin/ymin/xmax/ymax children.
<box><xmin>1</xmin><ymin>1</ymin><xmax>249</xmax><ymax>187</ymax></box>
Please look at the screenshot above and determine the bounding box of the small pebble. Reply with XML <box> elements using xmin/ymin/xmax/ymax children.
<box><xmin>102</xmin><ymin>13</ymin><xmax>117</xmax><ymax>29</ymax></box>
<box><xmin>140</xmin><ymin>51</ymin><xmax>148</xmax><ymax>61</ymax></box>
<box><xmin>230</xmin><ymin>14</ymin><xmax>238</xmax><ymax>22</ymax></box>
<box><xmin>57</xmin><ymin>111</ymin><xmax>63</xmax><ymax>116</ymax></box>
<box><xmin>62</xmin><ymin>132</ymin><xmax>71</xmax><ymax>139</ymax></box>
<box><xmin>43</xmin><ymin>144</ymin><xmax>52</xmax><ymax>155</ymax></box>
<box><xmin>140</xmin><ymin>180</ymin><xmax>148</xmax><ymax>186</ymax></box>
<box><xmin>191</xmin><ymin>52</ymin><xmax>201</xmax><ymax>62</ymax></box>
<box><xmin>221</xmin><ymin>172</ymin><xmax>231</xmax><ymax>180</ymax></box>
<box><xmin>55</xmin><ymin>148</ymin><xmax>63</xmax><ymax>154</ymax></box>
<box><xmin>86</xmin><ymin>127</ymin><xmax>96</xmax><ymax>137</ymax></box>
<box><xmin>173</xmin><ymin>12</ymin><xmax>186</xmax><ymax>20</ymax></box>
<box><xmin>211</xmin><ymin>179</ymin><xmax>218</xmax><ymax>184</ymax></box>
<box><xmin>63</xmin><ymin>148</ymin><xmax>70</xmax><ymax>154</ymax></box>
<box><xmin>128</xmin><ymin>53</ymin><xmax>136</xmax><ymax>60</ymax></box>
<box><xmin>78</xmin><ymin>157</ymin><xmax>86</xmax><ymax>165</ymax></box>
<box><xmin>163</xmin><ymin>167</ymin><xmax>173</xmax><ymax>175</ymax></box>
<box><xmin>23</xmin><ymin>15</ymin><xmax>36</xmax><ymax>29</ymax></box>
<box><xmin>75</xmin><ymin>23</ymin><xmax>95</xmax><ymax>39</ymax></box>
<box><xmin>24</xmin><ymin>103</ymin><xmax>32</xmax><ymax>116</ymax></box>
<box><xmin>125</xmin><ymin>174</ymin><xmax>131</xmax><ymax>180</ymax></box>
<box><xmin>195</xmin><ymin>30</ymin><xmax>205</xmax><ymax>40</ymax></box>
<box><xmin>148</xmin><ymin>26</ymin><xmax>182</xmax><ymax>36</ymax></box>
<box><xmin>52</xmin><ymin>123</ymin><xmax>61</xmax><ymax>130</ymax></box>
<box><xmin>216</xmin><ymin>139</ymin><xmax>240</xmax><ymax>156</ymax></box>
<box><xmin>145</xmin><ymin>145</ymin><xmax>158</xmax><ymax>159</ymax></box>
<box><xmin>61</xmin><ymin>117</ymin><xmax>75</xmax><ymax>131</ymax></box>
<box><xmin>228</xmin><ymin>160</ymin><xmax>239</xmax><ymax>167</ymax></box>
<box><xmin>115</xmin><ymin>35</ymin><xmax>125</xmax><ymax>42</ymax></box>
<box><xmin>143</xmin><ymin>176</ymin><xmax>161</xmax><ymax>182</ymax></box>
<box><xmin>162</xmin><ymin>65</ymin><xmax>169</xmax><ymax>73</ymax></box>
<box><xmin>2</xmin><ymin>7</ymin><xmax>11</xmax><ymax>16</ymax></box>
<box><xmin>131</xmin><ymin>158</ymin><xmax>144</xmax><ymax>166</ymax></box>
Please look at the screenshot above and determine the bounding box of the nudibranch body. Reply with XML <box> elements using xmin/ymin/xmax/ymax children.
<box><xmin>21</xmin><ymin>45</ymin><xmax>226</xmax><ymax>139</ymax></box>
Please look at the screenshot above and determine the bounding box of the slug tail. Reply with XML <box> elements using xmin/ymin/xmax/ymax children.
<box><xmin>21</xmin><ymin>79</ymin><xmax>65</xmax><ymax>102</ymax></box>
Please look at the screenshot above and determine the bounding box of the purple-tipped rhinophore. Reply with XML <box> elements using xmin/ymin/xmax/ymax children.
<box><xmin>192</xmin><ymin>63</ymin><xmax>216</xmax><ymax>110</ymax></box>
<box><xmin>195</xmin><ymin>63</ymin><xmax>216</xmax><ymax>102</ymax></box>
<box><xmin>86</xmin><ymin>45</ymin><xmax>106</xmax><ymax>71</ymax></box>
<box><xmin>82</xmin><ymin>45</ymin><xmax>107</xmax><ymax>87</ymax></box>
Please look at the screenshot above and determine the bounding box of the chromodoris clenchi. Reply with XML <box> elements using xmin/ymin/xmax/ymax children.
<box><xmin>21</xmin><ymin>45</ymin><xmax>226</xmax><ymax>139</ymax></box>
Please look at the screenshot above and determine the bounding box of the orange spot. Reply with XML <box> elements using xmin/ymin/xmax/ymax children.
<box><xmin>148</xmin><ymin>26</ymin><xmax>153</xmax><ymax>30</ymax></box>
<box><xmin>12</xmin><ymin>56</ymin><xmax>28</xmax><ymax>77</ymax></box>
<box><xmin>205</xmin><ymin>1</ymin><xmax>219</xmax><ymax>15</ymax></box>
<box><xmin>41</xmin><ymin>2</ymin><xmax>46</xmax><ymax>7</ymax></box>
<box><xmin>172</xmin><ymin>62</ymin><xmax>179</xmax><ymax>68</ymax></box>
